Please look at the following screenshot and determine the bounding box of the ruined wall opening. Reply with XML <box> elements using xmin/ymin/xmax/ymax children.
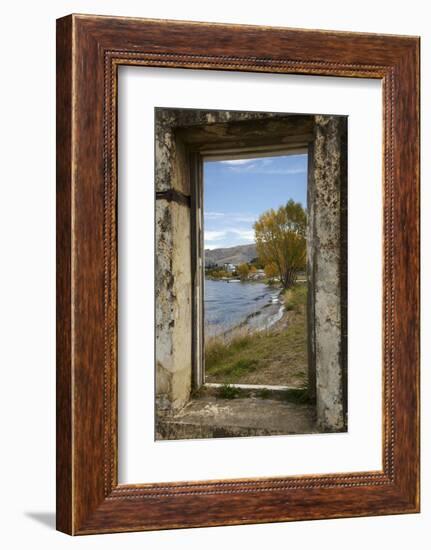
<box><xmin>155</xmin><ymin>108</ymin><xmax>347</xmax><ymax>440</ymax></box>
<box><xmin>198</xmin><ymin>152</ymin><xmax>309</xmax><ymax>395</ymax></box>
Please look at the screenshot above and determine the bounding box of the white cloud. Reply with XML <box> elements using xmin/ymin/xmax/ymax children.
<box><xmin>204</xmin><ymin>212</ymin><xmax>257</xmax><ymax>224</ymax></box>
<box><xmin>228</xmin><ymin>164</ymin><xmax>306</xmax><ymax>175</ymax></box>
<box><xmin>231</xmin><ymin>214</ymin><xmax>257</xmax><ymax>223</ymax></box>
<box><xmin>204</xmin><ymin>211</ymin><xmax>225</xmax><ymax>219</ymax></box>
<box><xmin>263</xmin><ymin>167</ymin><xmax>306</xmax><ymax>175</ymax></box>
<box><xmin>219</xmin><ymin>158</ymin><xmax>256</xmax><ymax>165</ymax></box>
<box><xmin>204</xmin><ymin>230</ymin><xmax>226</xmax><ymax>241</ymax></box>
<box><xmin>205</xmin><ymin>228</ymin><xmax>254</xmax><ymax>243</ymax></box>
<box><xmin>230</xmin><ymin>228</ymin><xmax>255</xmax><ymax>242</ymax></box>
<box><xmin>218</xmin><ymin>155</ymin><xmax>307</xmax><ymax>175</ymax></box>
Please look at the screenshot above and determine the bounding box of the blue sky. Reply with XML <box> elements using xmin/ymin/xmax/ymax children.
<box><xmin>204</xmin><ymin>154</ymin><xmax>307</xmax><ymax>249</ymax></box>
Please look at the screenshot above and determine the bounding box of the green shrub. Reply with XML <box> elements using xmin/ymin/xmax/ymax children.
<box><xmin>284</xmin><ymin>388</ymin><xmax>311</xmax><ymax>404</ymax></box>
<box><xmin>217</xmin><ymin>384</ymin><xmax>241</xmax><ymax>399</ymax></box>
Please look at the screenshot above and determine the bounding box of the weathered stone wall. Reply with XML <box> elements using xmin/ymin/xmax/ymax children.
<box><xmin>155</xmin><ymin>108</ymin><xmax>292</xmax><ymax>414</ymax></box>
<box><xmin>306</xmin><ymin>142</ymin><xmax>317</xmax><ymax>402</ymax></box>
<box><xmin>155</xmin><ymin>108</ymin><xmax>347</xmax><ymax>432</ymax></box>
<box><xmin>308</xmin><ymin>115</ymin><xmax>347</xmax><ymax>431</ymax></box>
<box><xmin>155</xmin><ymin>198</ymin><xmax>192</xmax><ymax>411</ymax></box>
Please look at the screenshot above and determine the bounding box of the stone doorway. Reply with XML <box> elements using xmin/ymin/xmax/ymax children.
<box><xmin>155</xmin><ymin>107</ymin><xmax>347</xmax><ymax>439</ymax></box>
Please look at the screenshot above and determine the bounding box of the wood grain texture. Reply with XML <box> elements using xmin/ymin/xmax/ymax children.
<box><xmin>56</xmin><ymin>14</ymin><xmax>420</xmax><ymax>535</ymax></box>
<box><xmin>56</xmin><ymin>16</ymin><xmax>73</xmax><ymax>535</ymax></box>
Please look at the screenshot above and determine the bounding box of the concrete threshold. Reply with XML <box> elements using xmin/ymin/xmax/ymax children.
<box><xmin>156</xmin><ymin>395</ymin><xmax>317</xmax><ymax>441</ymax></box>
<box><xmin>205</xmin><ymin>382</ymin><xmax>305</xmax><ymax>391</ymax></box>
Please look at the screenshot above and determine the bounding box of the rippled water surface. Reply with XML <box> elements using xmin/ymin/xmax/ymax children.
<box><xmin>204</xmin><ymin>279</ymin><xmax>282</xmax><ymax>336</ymax></box>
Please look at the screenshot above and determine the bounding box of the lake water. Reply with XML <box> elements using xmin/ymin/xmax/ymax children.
<box><xmin>204</xmin><ymin>279</ymin><xmax>284</xmax><ymax>336</ymax></box>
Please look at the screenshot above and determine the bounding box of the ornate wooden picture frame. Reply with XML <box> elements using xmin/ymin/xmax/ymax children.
<box><xmin>56</xmin><ymin>14</ymin><xmax>420</xmax><ymax>535</ymax></box>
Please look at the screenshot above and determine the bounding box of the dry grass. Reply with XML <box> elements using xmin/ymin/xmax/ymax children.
<box><xmin>205</xmin><ymin>283</ymin><xmax>308</xmax><ymax>387</ymax></box>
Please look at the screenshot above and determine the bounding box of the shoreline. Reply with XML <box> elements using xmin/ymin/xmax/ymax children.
<box><xmin>206</xmin><ymin>275</ymin><xmax>279</xmax><ymax>286</ymax></box>
<box><xmin>204</xmin><ymin>282</ymin><xmax>307</xmax><ymax>387</ymax></box>
<box><xmin>206</xmin><ymin>286</ymin><xmax>285</xmax><ymax>343</ymax></box>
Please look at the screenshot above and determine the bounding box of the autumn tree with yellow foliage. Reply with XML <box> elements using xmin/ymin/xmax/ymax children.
<box><xmin>254</xmin><ymin>199</ymin><xmax>306</xmax><ymax>289</ymax></box>
<box><xmin>264</xmin><ymin>262</ymin><xmax>278</xmax><ymax>282</ymax></box>
<box><xmin>237</xmin><ymin>263</ymin><xmax>250</xmax><ymax>280</ymax></box>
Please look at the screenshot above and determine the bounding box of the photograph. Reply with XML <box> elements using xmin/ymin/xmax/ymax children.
<box><xmin>155</xmin><ymin>107</ymin><xmax>348</xmax><ymax>440</ymax></box>
<box><xmin>0</xmin><ymin>0</ymin><xmax>425</xmax><ymax>546</ymax></box>
<box><xmin>49</xmin><ymin>9</ymin><xmax>420</xmax><ymax>537</ymax></box>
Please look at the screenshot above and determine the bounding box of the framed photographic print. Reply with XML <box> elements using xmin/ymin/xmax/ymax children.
<box><xmin>56</xmin><ymin>14</ymin><xmax>420</xmax><ymax>534</ymax></box>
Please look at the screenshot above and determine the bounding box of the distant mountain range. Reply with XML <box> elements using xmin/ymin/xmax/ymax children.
<box><xmin>204</xmin><ymin>244</ymin><xmax>257</xmax><ymax>267</ymax></box>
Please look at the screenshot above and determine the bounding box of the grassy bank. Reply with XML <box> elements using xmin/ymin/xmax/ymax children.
<box><xmin>205</xmin><ymin>283</ymin><xmax>308</xmax><ymax>387</ymax></box>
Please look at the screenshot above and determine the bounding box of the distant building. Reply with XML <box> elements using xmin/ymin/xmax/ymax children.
<box><xmin>251</xmin><ymin>269</ymin><xmax>266</xmax><ymax>280</ymax></box>
<box><xmin>223</xmin><ymin>263</ymin><xmax>236</xmax><ymax>273</ymax></box>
